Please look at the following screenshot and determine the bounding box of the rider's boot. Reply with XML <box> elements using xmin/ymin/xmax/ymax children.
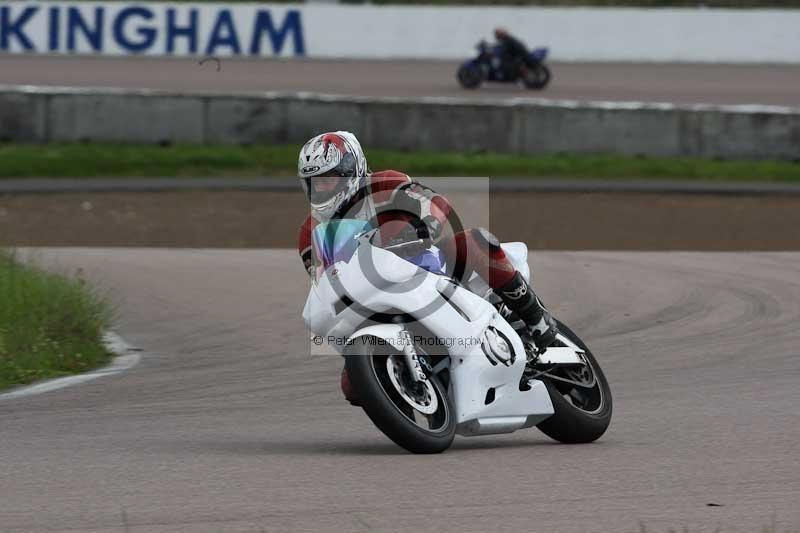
<box><xmin>496</xmin><ymin>271</ymin><xmax>558</xmax><ymax>353</ymax></box>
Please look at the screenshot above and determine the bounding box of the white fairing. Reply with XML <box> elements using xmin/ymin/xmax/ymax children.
<box><xmin>303</xmin><ymin>240</ymin><xmax>558</xmax><ymax>436</ymax></box>
<box><xmin>502</xmin><ymin>242</ymin><xmax>531</xmax><ymax>283</ymax></box>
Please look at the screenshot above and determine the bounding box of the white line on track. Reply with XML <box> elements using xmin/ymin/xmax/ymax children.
<box><xmin>0</xmin><ymin>331</ymin><xmax>141</xmax><ymax>401</ymax></box>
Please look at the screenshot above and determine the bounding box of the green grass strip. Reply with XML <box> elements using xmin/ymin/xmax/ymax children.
<box><xmin>0</xmin><ymin>250</ymin><xmax>113</xmax><ymax>391</ymax></box>
<box><xmin>1</xmin><ymin>143</ymin><xmax>799</xmax><ymax>182</ymax></box>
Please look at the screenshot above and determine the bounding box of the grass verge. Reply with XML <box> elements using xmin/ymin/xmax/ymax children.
<box><xmin>0</xmin><ymin>143</ymin><xmax>799</xmax><ymax>182</ymax></box>
<box><xmin>0</xmin><ymin>250</ymin><xmax>113</xmax><ymax>391</ymax></box>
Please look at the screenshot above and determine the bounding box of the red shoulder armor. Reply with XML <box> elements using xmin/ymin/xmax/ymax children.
<box><xmin>368</xmin><ymin>170</ymin><xmax>410</xmax><ymax>204</ymax></box>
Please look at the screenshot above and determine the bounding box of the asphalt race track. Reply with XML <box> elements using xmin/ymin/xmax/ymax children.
<box><xmin>1</xmin><ymin>248</ymin><xmax>798</xmax><ymax>532</ymax></box>
<box><xmin>3</xmin><ymin>56</ymin><xmax>800</xmax><ymax>105</ymax></box>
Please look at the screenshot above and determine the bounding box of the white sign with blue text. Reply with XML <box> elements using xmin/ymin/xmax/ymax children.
<box><xmin>2</xmin><ymin>2</ymin><xmax>799</xmax><ymax>63</ymax></box>
<box><xmin>0</xmin><ymin>2</ymin><xmax>305</xmax><ymax>57</ymax></box>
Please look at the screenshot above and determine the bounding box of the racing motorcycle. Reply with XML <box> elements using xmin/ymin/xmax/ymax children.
<box><xmin>303</xmin><ymin>219</ymin><xmax>611</xmax><ymax>454</ymax></box>
<box><xmin>457</xmin><ymin>40</ymin><xmax>551</xmax><ymax>90</ymax></box>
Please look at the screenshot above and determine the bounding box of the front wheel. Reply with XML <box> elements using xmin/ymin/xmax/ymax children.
<box><xmin>522</xmin><ymin>64</ymin><xmax>551</xmax><ymax>90</ymax></box>
<box><xmin>536</xmin><ymin>320</ymin><xmax>612</xmax><ymax>443</ymax></box>
<box><xmin>345</xmin><ymin>337</ymin><xmax>455</xmax><ymax>454</ymax></box>
<box><xmin>457</xmin><ymin>64</ymin><xmax>483</xmax><ymax>89</ymax></box>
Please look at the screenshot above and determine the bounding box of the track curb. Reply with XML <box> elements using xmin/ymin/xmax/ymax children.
<box><xmin>0</xmin><ymin>331</ymin><xmax>142</xmax><ymax>401</ymax></box>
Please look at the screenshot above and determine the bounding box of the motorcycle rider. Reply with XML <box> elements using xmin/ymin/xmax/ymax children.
<box><xmin>297</xmin><ymin>131</ymin><xmax>558</xmax><ymax>404</ymax></box>
<box><xmin>493</xmin><ymin>27</ymin><xmax>530</xmax><ymax>80</ymax></box>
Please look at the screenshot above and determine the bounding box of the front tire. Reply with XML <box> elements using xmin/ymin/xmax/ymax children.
<box><xmin>457</xmin><ymin>64</ymin><xmax>483</xmax><ymax>89</ymax></box>
<box><xmin>522</xmin><ymin>64</ymin><xmax>551</xmax><ymax>90</ymax></box>
<box><xmin>536</xmin><ymin>320</ymin><xmax>612</xmax><ymax>443</ymax></box>
<box><xmin>345</xmin><ymin>337</ymin><xmax>455</xmax><ymax>454</ymax></box>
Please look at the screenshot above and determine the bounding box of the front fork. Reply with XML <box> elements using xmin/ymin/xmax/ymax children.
<box><xmin>398</xmin><ymin>327</ymin><xmax>428</xmax><ymax>382</ymax></box>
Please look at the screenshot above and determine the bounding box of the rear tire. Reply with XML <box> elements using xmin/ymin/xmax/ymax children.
<box><xmin>457</xmin><ymin>65</ymin><xmax>483</xmax><ymax>89</ymax></box>
<box><xmin>536</xmin><ymin>320</ymin><xmax>612</xmax><ymax>443</ymax></box>
<box><xmin>345</xmin><ymin>338</ymin><xmax>455</xmax><ymax>454</ymax></box>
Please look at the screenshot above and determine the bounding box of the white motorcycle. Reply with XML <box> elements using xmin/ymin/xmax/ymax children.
<box><xmin>303</xmin><ymin>219</ymin><xmax>612</xmax><ymax>454</ymax></box>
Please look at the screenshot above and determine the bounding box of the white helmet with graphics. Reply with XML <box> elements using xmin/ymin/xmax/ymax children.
<box><xmin>298</xmin><ymin>131</ymin><xmax>368</xmax><ymax>220</ymax></box>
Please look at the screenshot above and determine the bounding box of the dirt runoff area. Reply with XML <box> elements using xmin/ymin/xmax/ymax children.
<box><xmin>1</xmin><ymin>190</ymin><xmax>799</xmax><ymax>251</ymax></box>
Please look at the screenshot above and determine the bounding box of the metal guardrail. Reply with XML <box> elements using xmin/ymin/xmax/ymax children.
<box><xmin>1</xmin><ymin>85</ymin><xmax>799</xmax><ymax>161</ymax></box>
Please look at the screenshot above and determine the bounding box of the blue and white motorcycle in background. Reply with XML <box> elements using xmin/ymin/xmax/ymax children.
<box><xmin>303</xmin><ymin>220</ymin><xmax>612</xmax><ymax>454</ymax></box>
<box><xmin>457</xmin><ymin>40</ymin><xmax>552</xmax><ymax>90</ymax></box>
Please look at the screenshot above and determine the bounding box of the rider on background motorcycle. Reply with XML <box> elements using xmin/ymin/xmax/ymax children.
<box><xmin>494</xmin><ymin>27</ymin><xmax>530</xmax><ymax>79</ymax></box>
<box><xmin>297</xmin><ymin>131</ymin><xmax>558</xmax><ymax>404</ymax></box>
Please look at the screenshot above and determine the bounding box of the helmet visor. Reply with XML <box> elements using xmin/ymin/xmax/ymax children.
<box><xmin>302</xmin><ymin>174</ymin><xmax>348</xmax><ymax>205</ymax></box>
<box><xmin>300</xmin><ymin>153</ymin><xmax>358</xmax><ymax>205</ymax></box>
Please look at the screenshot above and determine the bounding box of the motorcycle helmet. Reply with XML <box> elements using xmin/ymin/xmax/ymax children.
<box><xmin>298</xmin><ymin>131</ymin><xmax>368</xmax><ymax>221</ymax></box>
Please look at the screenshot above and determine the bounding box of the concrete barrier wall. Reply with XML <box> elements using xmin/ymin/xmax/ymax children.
<box><xmin>1</xmin><ymin>86</ymin><xmax>798</xmax><ymax>160</ymax></box>
<box><xmin>2</xmin><ymin>2</ymin><xmax>800</xmax><ymax>63</ymax></box>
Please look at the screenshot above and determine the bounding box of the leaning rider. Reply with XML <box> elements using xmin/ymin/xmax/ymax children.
<box><xmin>493</xmin><ymin>27</ymin><xmax>530</xmax><ymax>79</ymax></box>
<box><xmin>296</xmin><ymin>131</ymin><xmax>558</xmax><ymax>404</ymax></box>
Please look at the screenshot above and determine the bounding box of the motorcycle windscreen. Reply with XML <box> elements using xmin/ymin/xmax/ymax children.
<box><xmin>404</xmin><ymin>247</ymin><xmax>446</xmax><ymax>275</ymax></box>
<box><xmin>529</xmin><ymin>47</ymin><xmax>548</xmax><ymax>61</ymax></box>
<box><xmin>312</xmin><ymin>219</ymin><xmax>373</xmax><ymax>272</ymax></box>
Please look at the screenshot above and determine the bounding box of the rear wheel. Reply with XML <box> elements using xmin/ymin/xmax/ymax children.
<box><xmin>457</xmin><ymin>64</ymin><xmax>483</xmax><ymax>89</ymax></box>
<box><xmin>522</xmin><ymin>64</ymin><xmax>551</xmax><ymax>90</ymax></box>
<box><xmin>535</xmin><ymin>320</ymin><xmax>612</xmax><ymax>443</ymax></box>
<box><xmin>345</xmin><ymin>337</ymin><xmax>455</xmax><ymax>454</ymax></box>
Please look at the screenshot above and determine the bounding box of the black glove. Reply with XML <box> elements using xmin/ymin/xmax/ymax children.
<box><xmin>421</xmin><ymin>215</ymin><xmax>443</xmax><ymax>242</ymax></box>
<box><xmin>390</xmin><ymin>218</ymin><xmax>430</xmax><ymax>246</ymax></box>
<box><xmin>387</xmin><ymin>218</ymin><xmax>431</xmax><ymax>249</ymax></box>
<box><xmin>386</xmin><ymin>217</ymin><xmax>444</xmax><ymax>250</ymax></box>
